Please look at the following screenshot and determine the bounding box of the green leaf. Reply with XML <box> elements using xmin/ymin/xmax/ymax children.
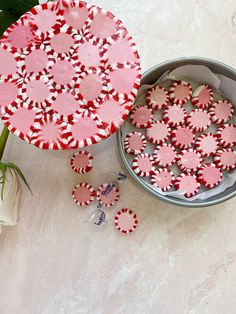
<box><xmin>7</xmin><ymin>163</ymin><xmax>32</xmax><ymax>195</ymax></box>
<box><xmin>0</xmin><ymin>11</ymin><xmax>16</xmax><ymax>37</ymax></box>
<box><xmin>0</xmin><ymin>0</ymin><xmax>38</xmax><ymax>19</ymax></box>
<box><xmin>0</xmin><ymin>0</ymin><xmax>39</xmax><ymax>37</ymax></box>
<box><xmin>0</xmin><ymin>164</ymin><xmax>7</xmax><ymax>200</ymax></box>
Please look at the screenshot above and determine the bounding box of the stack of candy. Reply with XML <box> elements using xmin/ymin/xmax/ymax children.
<box><xmin>70</xmin><ymin>151</ymin><xmax>138</xmax><ymax>234</ymax></box>
<box><xmin>124</xmin><ymin>80</ymin><xmax>236</xmax><ymax>198</ymax></box>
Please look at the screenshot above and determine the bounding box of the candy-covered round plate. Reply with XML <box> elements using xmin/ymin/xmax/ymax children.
<box><xmin>0</xmin><ymin>0</ymin><xmax>141</xmax><ymax>150</ymax></box>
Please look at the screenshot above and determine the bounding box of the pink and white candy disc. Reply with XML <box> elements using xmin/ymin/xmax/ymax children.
<box><xmin>176</xmin><ymin>148</ymin><xmax>202</xmax><ymax>172</ymax></box>
<box><xmin>0</xmin><ymin>0</ymin><xmax>141</xmax><ymax>149</ymax></box>
<box><xmin>214</xmin><ymin>148</ymin><xmax>236</xmax><ymax>171</ymax></box>
<box><xmin>191</xmin><ymin>84</ymin><xmax>213</xmax><ymax>109</ymax></box>
<box><xmin>70</xmin><ymin>150</ymin><xmax>93</xmax><ymax>174</ymax></box>
<box><xmin>114</xmin><ymin>208</ymin><xmax>138</xmax><ymax>234</ymax></box>
<box><xmin>72</xmin><ymin>182</ymin><xmax>95</xmax><ymax>206</ymax></box>
<box><xmin>96</xmin><ymin>182</ymin><xmax>120</xmax><ymax>207</ymax></box>
<box><xmin>150</xmin><ymin>168</ymin><xmax>174</xmax><ymax>192</ymax></box>
<box><xmin>153</xmin><ymin>143</ymin><xmax>176</xmax><ymax>167</ymax></box>
<box><xmin>197</xmin><ymin>163</ymin><xmax>222</xmax><ymax>189</ymax></box>
<box><xmin>174</xmin><ymin>173</ymin><xmax>200</xmax><ymax>198</ymax></box>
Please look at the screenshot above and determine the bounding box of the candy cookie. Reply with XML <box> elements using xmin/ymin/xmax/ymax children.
<box><xmin>114</xmin><ymin>208</ymin><xmax>138</xmax><ymax>234</ymax></box>
<box><xmin>124</xmin><ymin>131</ymin><xmax>147</xmax><ymax>155</ymax></box>
<box><xmin>197</xmin><ymin>163</ymin><xmax>223</xmax><ymax>188</ymax></box>
<box><xmin>215</xmin><ymin>124</ymin><xmax>236</xmax><ymax>147</ymax></box>
<box><xmin>72</xmin><ymin>183</ymin><xmax>95</xmax><ymax>206</ymax></box>
<box><xmin>146</xmin><ymin>85</ymin><xmax>169</xmax><ymax>110</ymax></box>
<box><xmin>214</xmin><ymin>148</ymin><xmax>236</xmax><ymax>171</ymax></box>
<box><xmin>150</xmin><ymin>168</ymin><xmax>175</xmax><ymax>191</ymax></box>
<box><xmin>186</xmin><ymin>109</ymin><xmax>211</xmax><ymax>132</ymax></box>
<box><xmin>176</xmin><ymin>148</ymin><xmax>202</xmax><ymax>172</ymax></box>
<box><xmin>191</xmin><ymin>84</ymin><xmax>213</xmax><ymax>109</ymax></box>
<box><xmin>169</xmin><ymin>80</ymin><xmax>192</xmax><ymax>105</ymax></box>
<box><xmin>174</xmin><ymin>173</ymin><xmax>200</xmax><ymax>198</ymax></box>
<box><xmin>146</xmin><ymin>120</ymin><xmax>171</xmax><ymax>145</ymax></box>
<box><xmin>153</xmin><ymin>143</ymin><xmax>176</xmax><ymax>167</ymax></box>
<box><xmin>130</xmin><ymin>105</ymin><xmax>154</xmax><ymax>128</ymax></box>
<box><xmin>132</xmin><ymin>153</ymin><xmax>155</xmax><ymax>177</ymax></box>
<box><xmin>96</xmin><ymin>182</ymin><xmax>120</xmax><ymax>207</ymax></box>
<box><xmin>162</xmin><ymin>104</ymin><xmax>187</xmax><ymax>127</ymax></box>
<box><xmin>171</xmin><ymin>126</ymin><xmax>195</xmax><ymax>149</ymax></box>
<box><xmin>209</xmin><ymin>100</ymin><xmax>234</xmax><ymax>125</ymax></box>
<box><xmin>70</xmin><ymin>150</ymin><xmax>93</xmax><ymax>174</ymax></box>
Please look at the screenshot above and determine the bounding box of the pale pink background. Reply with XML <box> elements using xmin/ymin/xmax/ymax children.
<box><xmin>1</xmin><ymin>0</ymin><xmax>236</xmax><ymax>313</ymax></box>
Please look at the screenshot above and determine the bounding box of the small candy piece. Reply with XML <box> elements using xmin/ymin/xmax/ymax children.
<box><xmin>132</xmin><ymin>153</ymin><xmax>155</xmax><ymax>177</ymax></box>
<box><xmin>209</xmin><ymin>100</ymin><xmax>234</xmax><ymax>125</ymax></box>
<box><xmin>162</xmin><ymin>104</ymin><xmax>187</xmax><ymax>127</ymax></box>
<box><xmin>72</xmin><ymin>182</ymin><xmax>95</xmax><ymax>206</ymax></box>
<box><xmin>146</xmin><ymin>120</ymin><xmax>171</xmax><ymax>145</ymax></box>
<box><xmin>96</xmin><ymin>182</ymin><xmax>120</xmax><ymax>207</ymax></box>
<box><xmin>215</xmin><ymin>124</ymin><xmax>236</xmax><ymax>147</ymax></box>
<box><xmin>70</xmin><ymin>150</ymin><xmax>93</xmax><ymax>174</ymax></box>
<box><xmin>130</xmin><ymin>105</ymin><xmax>153</xmax><ymax>128</ymax></box>
<box><xmin>153</xmin><ymin>143</ymin><xmax>176</xmax><ymax>167</ymax></box>
<box><xmin>197</xmin><ymin>163</ymin><xmax>223</xmax><ymax>189</ymax></box>
<box><xmin>146</xmin><ymin>85</ymin><xmax>169</xmax><ymax>110</ymax></box>
<box><xmin>176</xmin><ymin>148</ymin><xmax>202</xmax><ymax>172</ymax></box>
<box><xmin>171</xmin><ymin>126</ymin><xmax>195</xmax><ymax>149</ymax></box>
<box><xmin>174</xmin><ymin>173</ymin><xmax>200</xmax><ymax>198</ymax></box>
<box><xmin>214</xmin><ymin>148</ymin><xmax>236</xmax><ymax>171</ymax></box>
<box><xmin>150</xmin><ymin>168</ymin><xmax>175</xmax><ymax>191</ymax></box>
<box><xmin>191</xmin><ymin>84</ymin><xmax>213</xmax><ymax>109</ymax></box>
<box><xmin>124</xmin><ymin>131</ymin><xmax>147</xmax><ymax>155</ymax></box>
<box><xmin>186</xmin><ymin>109</ymin><xmax>211</xmax><ymax>132</ymax></box>
<box><xmin>195</xmin><ymin>133</ymin><xmax>219</xmax><ymax>157</ymax></box>
<box><xmin>114</xmin><ymin>208</ymin><xmax>138</xmax><ymax>234</ymax></box>
<box><xmin>169</xmin><ymin>80</ymin><xmax>192</xmax><ymax>105</ymax></box>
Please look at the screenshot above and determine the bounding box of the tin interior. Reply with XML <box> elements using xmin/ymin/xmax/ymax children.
<box><xmin>116</xmin><ymin>57</ymin><xmax>236</xmax><ymax>208</ymax></box>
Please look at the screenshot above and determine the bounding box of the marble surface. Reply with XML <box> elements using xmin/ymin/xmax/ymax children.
<box><xmin>1</xmin><ymin>1</ymin><xmax>236</xmax><ymax>313</ymax></box>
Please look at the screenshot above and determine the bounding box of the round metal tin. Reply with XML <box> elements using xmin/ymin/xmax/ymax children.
<box><xmin>117</xmin><ymin>57</ymin><xmax>236</xmax><ymax>208</ymax></box>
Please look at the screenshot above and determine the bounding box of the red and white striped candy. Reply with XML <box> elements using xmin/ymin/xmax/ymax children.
<box><xmin>70</xmin><ymin>150</ymin><xmax>93</xmax><ymax>174</ymax></box>
<box><xmin>146</xmin><ymin>120</ymin><xmax>171</xmax><ymax>145</ymax></box>
<box><xmin>197</xmin><ymin>163</ymin><xmax>222</xmax><ymax>189</ymax></box>
<box><xmin>153</xmin><ymin>143</ymin><xmax>176</xmax><ymax>167</ymax></box>
<box><xmin>146</xmin><ymin>85</ymin><xmax>169</xmax><ymax>110</ymax></box>
<box><xmin>186</xmin><ymin>109</ymin><xmax>211</xmax><ymax>132</ymax></box>
<box><xmin>213</xmin><ymin>148</ymin><xmax>236</xmax><ymax>171</ymax></box>
<box><xmin>215</xmin><ymin>124</ymin><xmax>236</xmax><ymax>148</ymax></box>
<box><xmin>171</xmin><ymin>126</ymin><xmax>195</xmax><ymax>149</ymax></box>
<box><xmin>195</xmin><ymin>133</ymin><xmax>219</xmax><ymax>157</ymax></box>
<box><xmin>72</xmin><ymin>182</ymin><xmax>95</xmax><ymax>206</ymax></box>
<box><xmin>169</xmin><ymin>80</ymin><xmax>192</xmax><ymax>105</ymax></box>
<box><xmin>209</xmin><ymin>100</ymin><xmax>234</xmax><ymax>125</ymax></box>
<box><xmin>124</xmin><ymin>131</ymin><xmax>147</xmax><ymax>155</ymax></box>
<box><xmin>162</xmin><ymin>104</ymin><xmax>187</xmax><ymax>127</ymax></box>
<box><xmin>114</xmin><ymin>208</ymin><xmax>138</xmax><ymax>234</ymax></box>
<box><xmin>191</xmin><ymin>84</ymin><xmax>213</xmax><ymax>109</ymax></box>
<box><xmin>176</xmin><ymin>148</ymin><xmax>202</xmax><ymax>172</ymax></box>
<box><xmin>96</xmin><ymin>182</ymin><xmax>120</xmax><ymax>207</ymax></box>
<box><xmin>132</xmin><ymin>153</ymin><xmax>155</xmax><ymax>177</ymax></box>
<box><xmin>150</xmin><ymin>168</ymin><xmax>175</xmax><ymax>191</ymax></box>
<box><xmin>174</xmin><ymin>173</ymin><xmax>200</xmax><ymax>198</ymax></box>
<box><xmin>130</xmin><ymin>105</ymin><xmax>154</xmax><ymax>128</ymax></box>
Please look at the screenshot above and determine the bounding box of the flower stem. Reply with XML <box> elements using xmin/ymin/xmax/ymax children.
<box><xmin>0</xmin><ymin>126</ymin><xmax>9</xmax><ymax>161</ymax></box>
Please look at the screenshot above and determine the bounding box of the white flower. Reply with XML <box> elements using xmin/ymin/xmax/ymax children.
<box><xmin>0</xmin><ymin>168</ymin><xmax>21</xmax><ymax>232</ymax></box>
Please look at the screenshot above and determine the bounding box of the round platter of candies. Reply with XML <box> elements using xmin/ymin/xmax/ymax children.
<box><xmin>123</xmin><ymin>80</ymin><xmax>236</xmax><ymax>198</ymax></box>
<box><xmin>0</xmin><ymin>0</ymin><xmax>140</xmax><ymax>150</ymax></box>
